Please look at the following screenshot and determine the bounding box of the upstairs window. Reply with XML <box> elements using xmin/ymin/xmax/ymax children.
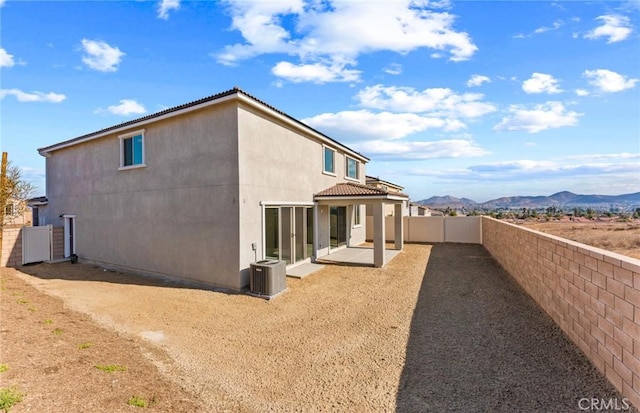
<box><xmin>323</xmin><ymin>146</ymin><xmax>335</xmax><ymax>174</ymax></box>
<box><xmin>346</xmin><ymin>157</ymin><xmax>359</xmax><ymax>180</ymax></box>
<box><xmin>4</xmin><ymin>203</ymin><xmax>15</xmax><ymax>216</ymax></box>
<box><xmin>119</xmin><ymin>130</ymin><xmax>145</xmax><ymax>169</ymax></box>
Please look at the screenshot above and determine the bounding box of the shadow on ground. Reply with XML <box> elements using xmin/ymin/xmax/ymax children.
<box><xmin>396</xmin><ymin>243</ymin><xmax>635</xmax><ymax>412</ymax></box>
<box><xmin>14</xmin><ymin>261</ymin><xmax>232</xmax><ymax>293</ymax></box>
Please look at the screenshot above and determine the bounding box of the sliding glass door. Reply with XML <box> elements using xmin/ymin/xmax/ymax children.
<box><xmin>329</xmin><ymin>206</ymin><xmax>347</xmax><ymax>249</ymax></box>
<box><xmin>265</xmin><ymin>206</ymin><xmax>314</xmax><ymax>265</ymax></box>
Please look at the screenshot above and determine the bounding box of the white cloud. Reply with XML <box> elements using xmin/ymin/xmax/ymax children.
<box><xmin>564</xmin><ymin>152</ymin><xmax>640</xmax><ymax>161</ymax></box>
<box><xmin>469</xmin><ymin>157</ymin><xmax>640</xmax><ymax>179</ymax></box>
<box><xmin>0</xmin><ymin>47</ymin><xmax>14</xmax><ymax>67</ymax></box>
<box><xmin>493</xmin><ymin>101</ymin><xmax>581</xmax><ymax>133</ymax></box>
<box><xmin>81</xmin><ymin>39</ymin><xmax>125</xmax><ymax>72</ymax></box>
<box><xmin>96</xmin><ymin>99</ymin><xmax>147</xmax><ymax>116</ymax></box>
<box><xmin>534</xmin><ymin>20</ymin><xmax>563</xmax><ymax>34</ymax></box>
<box><xmin>271</xmin><ymin>60</ymin><xmax>360</xmax><ymax>83</ymax></box>
<box><xmin>575</xmin><ymin>89</ymin><xmax>590</xmax><ymax>97</ymax></box>
<box><xmin>384</xmin><ymin>63</ymin><xmax>403</xmax><ymax>75</ymax></box>
<box><xmin>467</xmin><ymin>74</ymin><xmax>490</xmax><ymax>87</ymax></box>
<box><xmin>158</xmin><ymin>0</ymin><xmax>180</xmax><ymax>20</ymax></box>
<box><xmin>584</xmin><ymin>14</ymin><xmax>632</xmax><ymax>43</ymax></box>
<box><xmin>350</xmin><ymin>138</ymin><xmax>489</xmax><ymax>160</ymax></box>
<box><xmin>0</xmin><ymin>0</ymin><xmax>5</xmax><ymax>7</ymax></box>
<box><xmin>0</xmin><ymin>88</ymin><xmax>66</xmax><ymax>103</ymax></box>
<box><xmin>410</xmin><ymin>153</ymin><xmax>640</xmax><ymax>182</ymax></box>
<box><xmin>304</xmin><ymin>110</ymin><xmax>465</xmax><ymax>140</ymax></box>
<box><xmin>356</xmin><ymin>84</ymin><xmax>497</xmax><ymax>119</ymax></box>
<box><xmin>303</xmin><ymin>84</ymin><xmax>497</xmax><ymax>146</ymax></box>
<box><xmin>583</xmin><ymin>69</ymin><xmax>638</xmax><ymax>93</ymax></box>
<box><xmin>522</xmin><ymin>73</ymin><xmax>562</xmax><ymax>94</ymax></box>
<box><xmin>217</xmin><ymin>0</ymin><xmax>477</xmax><ymax>82</ymax></box>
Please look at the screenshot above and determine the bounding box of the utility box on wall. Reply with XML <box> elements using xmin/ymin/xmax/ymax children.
<box><xmin>249</xmin><ymin>260</ymin><xmax>287</xmax><ymax>299</ymax></box>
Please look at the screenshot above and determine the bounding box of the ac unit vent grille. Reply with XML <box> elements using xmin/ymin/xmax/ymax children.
<box><xmin>250</xmin><ymin>260</ymin><xmax>286</xmax><ymax>298</ymax></box>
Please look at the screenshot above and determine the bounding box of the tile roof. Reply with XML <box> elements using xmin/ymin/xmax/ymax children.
<box><xmin>315</xmin><ymin>182</ymin><xmax>409</xmax><ymax>198</ymax></box>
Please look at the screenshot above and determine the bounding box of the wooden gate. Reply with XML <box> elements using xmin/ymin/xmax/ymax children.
<box><xmin>22</xmin><ymin>225</ymin><xmax>52</xmax><ymax>264</ymax></box>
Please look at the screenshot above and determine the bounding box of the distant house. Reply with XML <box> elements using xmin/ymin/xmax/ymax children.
<box><xmin>36</xmin><ymin>88</ymin><xmax>408</xmax><ymax>290</ymax></box>
<box><xmin>27</xmin><ymin>196</ymin><xmax>48</xmax><ymax>226</ymax></box>
<box><xmin>3</xmin><ymin>199</ymin><xmax>32</xmax><ymax>227</ymax></box>
<box><xmin>409</xmin><ymin>202</ymin><xmax>428</xmax><ymax>216</ymax></box>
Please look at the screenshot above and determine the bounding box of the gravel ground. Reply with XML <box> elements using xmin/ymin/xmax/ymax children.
<box><xmin>10</xmin><ymin>244</ymin><xmax>429</xmax><ymax>412</ymax></box>
<box><xmin>397</xmin><ymin>243</ymin><xmax>636</xmax><ymax>412</ymax></box>
<box><xmin>6</xmin><ymin>243</ymin><xmax>635</xmax><ymax>412</ymax></box>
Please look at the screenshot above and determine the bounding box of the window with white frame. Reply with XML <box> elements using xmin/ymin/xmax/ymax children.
<box><xmin>119</xmin><ymin>130</ymin><xmax>145</xmax><ymax>169</ymax></box>
<box><xmin>4</xmin><ymin>203</ymin><xmax>15</xmax><ymax>216</ymax></box>
<box><xmin>354</xmin><ymin>204</ymin><xmax>361</xmax><ymax>226</ymax></box>
<box><xmin>346</xmin><ymin>156</ymin><xmax>359</xmax><ymax>180</ymax></box>
<box><xmin>323</xmin><ymin>146</ymin><xmax>335</xmax><ymax>174</ymax></box>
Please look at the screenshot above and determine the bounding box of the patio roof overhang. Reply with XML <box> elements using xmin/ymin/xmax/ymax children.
<box><xmin>313</xmin><ymin>182</ymin><xmax>408</xmax><ymax>268</ymax></box>
<box><xmin>27</xmin><ymin>196</ymin><xmax>49</xmax><ymax>207</ymax></box>
<box><xmin>313</xmin><ymin>182</ymin><xmax>409</xmax><ymax>204</ymax></box>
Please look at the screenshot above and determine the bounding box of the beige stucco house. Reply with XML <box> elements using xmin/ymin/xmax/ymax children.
<box><xmin>37</xmin><ymin>88</ymin><xmax>407</xmax><ymax>290</ymax></box>
<box><xmin>3</xmin><ymin>199</ymin><xmax>32</xmax><ymax>227</ymax></box>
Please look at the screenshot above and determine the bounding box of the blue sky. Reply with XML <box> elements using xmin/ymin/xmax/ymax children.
<box><xmin>1</xmin><ymin>0</ymin><xmax>638</xmax><ymax>202</ymax></box>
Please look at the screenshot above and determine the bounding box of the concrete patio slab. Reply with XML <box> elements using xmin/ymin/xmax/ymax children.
<box><xmin>286</xmin><ymin>262</ymin><xmax>325</xmax><ymax>278</ymax></box>
<box><xmin>316</xmin><ymin>246</ymin><xmax>401</xmax><ymax>266</ymax></box>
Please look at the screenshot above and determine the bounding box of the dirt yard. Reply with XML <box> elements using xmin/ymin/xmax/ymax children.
<box><xmin>520</xmin><ymin>220</ymin><xmax>640</xmax><ymax>259</ymax></box>
<box><xmin>0</xmin><ymin>267</ymin><xmax>204</xmax><ymax>412</ymax></box>
<box><xmin>1</xmin><ymin>244</ymin><xmax>431</xmax><ymax>412</ymax></box>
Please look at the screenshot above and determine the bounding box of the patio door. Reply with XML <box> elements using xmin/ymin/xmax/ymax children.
<box><xmin>329</xmin><ymin>206</ymin><xmax>347</xmax><ymax>249</ymax></box>
<box><xmin>63</xmin><ymin>215</ymin><xmax>76</xmax><ymax>258</ymax></box>
<box><xmin>264</xmin><ymin>206</ymin><xmax>314</xmax><ymax>265</ymax></box>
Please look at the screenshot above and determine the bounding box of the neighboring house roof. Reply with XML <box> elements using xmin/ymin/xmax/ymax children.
<box><xmin>38</xmin><ymin>87</ymin><xmax>369</xmax><ymax>163</ymax></box>
<box><xmin>28</xmin><ymin>196</ymin><xmax>48</xmax><ymax>206</ymax></box>
<box><xmin>315</xmin><ymin>182</ymin><xmax>409</xmax><ymax>201</ymax></box>
<box><xmin>365</xmin><ymin>175</ymin><xmax>405</xmax><ymax>192</ymax></box>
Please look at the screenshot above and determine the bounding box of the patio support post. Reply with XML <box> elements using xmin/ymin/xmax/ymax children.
<box><xmin>373</xmin><ymin>202</ymin><xmax>385</xmax><ymax>268</ymax></box>
<box><xmin>394</xmin><ymin>203</ymin><xmax>403</xmax><ymax>250</ymax></box>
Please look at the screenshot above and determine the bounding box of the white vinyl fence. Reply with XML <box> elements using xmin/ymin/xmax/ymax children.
<box><xmin>366</xmin><ymin>216</ymin><xmax>481</xmax><ymax>244</ymax></box>
<box><xmin>22</xmin><ymin>225</ymin><xmax>53</xmax><ymax>264</ymax></box>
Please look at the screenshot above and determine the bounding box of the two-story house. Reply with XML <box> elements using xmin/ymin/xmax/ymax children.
<box><xmin>37</xmin><ymin>88</ymin><xmax>407</xmax><ymax>290</ymax></box>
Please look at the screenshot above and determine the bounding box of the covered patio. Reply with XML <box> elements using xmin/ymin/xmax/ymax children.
<box><xmin>314</xmin><ymin>182</ymin><xmax>409</xmax><ymax>268</ymax></box>
<box><xmin>316</xmin><ymin>245</ymin><xmax>402</xmax><ymax>266</ymax></box>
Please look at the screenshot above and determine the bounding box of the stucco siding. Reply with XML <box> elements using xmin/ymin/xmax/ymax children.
<box><xmin>236</xmin><ymin>104</ymin><xmax>366</xmax><ymax>276</ymax></box>
<box><xmin>43</xmin><ymin>102</ymin><xmax>243</xmax><ymax>289</ymax></box>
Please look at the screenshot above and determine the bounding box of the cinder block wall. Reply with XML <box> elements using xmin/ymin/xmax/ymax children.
<box><xmin>52</xmin><ymin>226</ymin><xmax>64</xmax><ymax>260</ymax></box>
<box><xmin>1</xmin><ymin>226</ymin><xmax>65</xmax><ymax>266</ymax></box>
<box><xmin>482</xmin><ymin>217</ymin><xmax>640</xmax><ymax>408</ymax></box>
<box><xmin>1</xmin><ymin>227</ymin><xmax>23</xmax><ymax>267</ymax></box>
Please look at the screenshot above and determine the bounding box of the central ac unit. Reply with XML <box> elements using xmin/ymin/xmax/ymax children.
<box><xmin>249</xmin><ymin>260</ymin><xmax>287</xmax><ymax>298</ymax></box>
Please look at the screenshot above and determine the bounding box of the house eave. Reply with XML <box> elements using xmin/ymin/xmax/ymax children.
<box><xmin>236</xmin><ymin>94</ymin><xmax>369</xmax><ymax>163</ymax></box>
<box><xmin>314</xmin><ymin>194</ymin><xmax>408</xmax><ymax>203</ymax></box>
<box><xmin>38</xmin><ymin>93</ymin><xmax>238</xmax><ymax>156</ymax></box>
<box><xmin>37</xmin><ymin>88</ymin><xmax>369</xmax><ymax>164</ymax></box>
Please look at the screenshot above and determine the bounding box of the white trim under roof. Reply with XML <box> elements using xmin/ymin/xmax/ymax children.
<box><xmin>315</xmin><ymin>194</ymin><xmax>408</xmax><ymax>202</ymax></box>
<box><xmin>38</xmin><ymin>94</ymin><xmax>237</xmax><ymax>156</ymax></box>
<box><xmin>260</xmin><ymin>201</ymin><xmax>315</xmax><ymax>207</ymax></box>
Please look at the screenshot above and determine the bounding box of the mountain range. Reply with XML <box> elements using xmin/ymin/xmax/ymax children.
<box><xmin>417</xmin><ymin>191</ymin><xmax>640</xmax><ymax>210</ymax></box>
